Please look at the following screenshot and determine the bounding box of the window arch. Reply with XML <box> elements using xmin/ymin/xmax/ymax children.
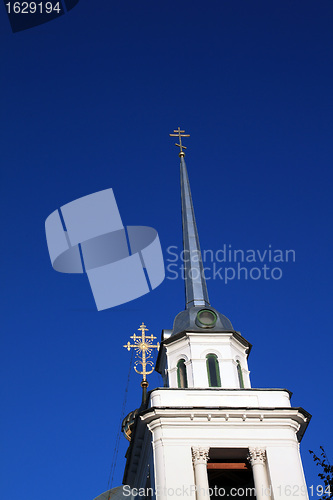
<box><xmin>177</xmin><ymin>359</ymin><xmax>188</xmax><ymax>388</ymax></box>
<box><xmin>236</xmin><ymin>360</ymin><xmax>244</xmax><ymax>388</ymax></box>
<box><xmin>206</xmin><ymin>354</ymin><xmax>221</xmax><ymax>387</ymax></box>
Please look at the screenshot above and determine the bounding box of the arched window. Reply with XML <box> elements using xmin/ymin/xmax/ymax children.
<box><xmin>177</xmin><ymin>359</ymin><xmax>188</xmax><ymax>388</ymax></box>
<box><xmin>237</xmin><ymin>360</ymin><xmax>244</xmax><ymax>388</ymax></box>
<box><xmin>206</xmin><ymin>354</ymin><xmax>221</xmax><ymax>387</ymax></box>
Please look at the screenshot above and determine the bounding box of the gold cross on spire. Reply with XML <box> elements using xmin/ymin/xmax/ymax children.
<box><xmin>123</xmin><ymin>323</ymin><xmax>160</xmax><ymax>402</ymax></box>
<box><xmin>170</xmin><ymin>127</ymin><xmax>190</xmax><ymax>157</ymax></box>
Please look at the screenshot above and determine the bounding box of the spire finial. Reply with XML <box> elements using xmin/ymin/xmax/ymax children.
<box><xmin>169</xmin><ymin>127</ymin><xmax>190</xmax><ymax>157</ymax></box>
<box><xmin>123</xmin><ymin>323</ymin><xmax>160</xmax><ymax>403</ymax></box>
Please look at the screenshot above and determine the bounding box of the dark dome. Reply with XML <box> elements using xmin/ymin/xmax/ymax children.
<box><xmin>121</xmin><ymin>408</ymin><xmax>138</xmax><ymax>441</ymax></box>
<box><xmin>93</xmin><ymin>486</ymin><xmax>128</xmax><ymax>500</ymax></box>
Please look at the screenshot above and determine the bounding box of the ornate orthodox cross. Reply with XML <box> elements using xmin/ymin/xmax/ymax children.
<box><xmin>123</xmin><ymin>323</ymin><xmax>160</xmax><ymax>401</ymax></box>
<box><xmin>170</xmin><ymin>127</ymin><xmax>190</xmax><ymax>156</ymax></box>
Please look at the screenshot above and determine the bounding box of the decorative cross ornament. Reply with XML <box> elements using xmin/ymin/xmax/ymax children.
<box><xmin>123</xmin><ymin>323</ymin><xmax>160</xmax><ymax>399</ymax></box>
<box><xmin>169</xmin><ymin>127</ymin><xmax>190</xmax><ymax>157</ymax></box>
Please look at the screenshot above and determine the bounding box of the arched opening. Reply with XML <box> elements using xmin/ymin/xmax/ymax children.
<box><xmin>237</xmin><ymin>360</ymin><xmax>244</xmax><ymax>388</ymax></box>
<box><xmin>177</xmin><ymin>359</ymin><xmax>188</xmax><ymax>388</ymax></box>
<box><xmin>206</xmin><ymin>354</ymin><xmax>221</xmax><ymax>387</ymax></box>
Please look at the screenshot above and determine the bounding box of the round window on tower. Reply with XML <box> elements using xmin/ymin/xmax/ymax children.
<box><xmin>196</xmin><ymin>309</ymin><xmax>217</xmax><ymax>328</ymax></box>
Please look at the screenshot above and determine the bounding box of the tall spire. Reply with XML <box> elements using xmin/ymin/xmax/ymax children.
<box><xmin>170</xmin><ymin>128</ymin><xmax>210</xmax><ymax>309</ymax></box>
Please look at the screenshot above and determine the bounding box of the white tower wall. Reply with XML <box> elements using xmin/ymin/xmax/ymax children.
<box><xmin>161</xmin><ymin>332</ymin><xmax>251</xmax><ymax>389</ymax></box>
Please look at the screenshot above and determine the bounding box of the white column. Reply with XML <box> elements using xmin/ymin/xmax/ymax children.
<box><xmin>192</xmin><ymin>447</ymin><xmax>210</xmax><ymax>500</ymax></box>
<box><xmin>248</xmin><ymin>448</ymin><xmax>271</xmax><ymax>500</ymax></box>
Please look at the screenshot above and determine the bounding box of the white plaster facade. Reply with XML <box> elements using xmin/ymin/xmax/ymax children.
<box><xmin>158</xmin><ymin>330</ymin><xmax>251</xmax><ymax>389</ymax></box>
<box><xmin>123</xmin><ymin>328</ymin><xmax>311</xmax><ymax>500</ymax></box>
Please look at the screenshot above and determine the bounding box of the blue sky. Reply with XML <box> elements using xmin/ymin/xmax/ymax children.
<box><xmin>1</xmin><ymin>1</ymin><xmax>333</xmax><ymax>499</ymax></box>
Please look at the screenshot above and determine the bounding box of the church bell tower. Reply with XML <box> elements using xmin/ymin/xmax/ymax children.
<box><xmin>96</xmin><ymin>129</ymin><xmax>311</xmax><ymax>500</ymax></box>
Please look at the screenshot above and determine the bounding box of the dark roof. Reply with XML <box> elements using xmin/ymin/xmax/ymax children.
<box><xmin>171</xmin><ymin>306</ymin><xmax>234</xmax><ymax>337</ymax></box>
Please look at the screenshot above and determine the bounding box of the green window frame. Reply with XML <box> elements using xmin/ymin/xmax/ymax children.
<box><xmin>237</xmin><ymin>360</ymin><xmax>244</xmax><ymax>388</ymax></box>
<box><xmin>206</xmin><ymin>354</ymin><xmax>221</xmax><ymax>387</ymax></box>
<box><xmin>177</xmin><ymin>359</ymin><xmax>188</xmax><ymax>388</ymax></box>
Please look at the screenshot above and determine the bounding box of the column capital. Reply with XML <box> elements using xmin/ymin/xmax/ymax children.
<box><xmin>192</xmin><ymin>446</ymin><xmax>210</xmax><ymax>465</ymax></box>
<box><xmin>248</xmin><ymin>447</ymin><xmax>267</xmax><ymax>466</ymax></box>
